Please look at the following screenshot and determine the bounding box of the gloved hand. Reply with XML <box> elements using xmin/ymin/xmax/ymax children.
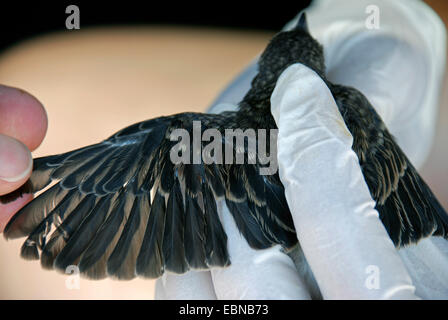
<box><xmin>155</xmin><ymin>0</ymin><xmax>448</xmax><ymax>299</ymax></box>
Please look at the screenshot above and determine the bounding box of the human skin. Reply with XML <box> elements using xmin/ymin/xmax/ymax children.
<box><xmin>0</xmin><ymin>85</ymin><xmax>47</xmax><ymax>231</ymax></box>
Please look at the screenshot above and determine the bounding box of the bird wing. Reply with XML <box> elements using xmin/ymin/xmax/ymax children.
<box><xmin>364</xmin><ymin>129</ymin><xmax>448</xmax><ymax>247</ymax></box>
<box><xmin>333</xmin><ymin>84</ymin><xmax>448</xmax><ymax>247</ymax></box>
<box><xmin>1</xmin><ymin>112</ymin><xmax>296</xmax><ymax>280</ymax></box>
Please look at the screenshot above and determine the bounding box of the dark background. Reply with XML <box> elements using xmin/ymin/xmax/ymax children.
<box><xmin>0</xmin><ymin>2</ymin><xmax>311</xmax><ymax>53</ymax></box>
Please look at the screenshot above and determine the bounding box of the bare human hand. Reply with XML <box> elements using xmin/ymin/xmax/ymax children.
<box><xmin>0</xmin><ymin>85</ymin><xmax>47</xmax><ymax>232</ymax></box>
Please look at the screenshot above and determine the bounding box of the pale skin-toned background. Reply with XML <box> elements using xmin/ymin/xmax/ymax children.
<box><xmin>0</xmin><ymin>0</ymin><xmax>447</xmax><ymax>299</ymax></box>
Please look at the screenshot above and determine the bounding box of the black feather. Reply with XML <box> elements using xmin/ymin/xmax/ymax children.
<box><xmin>40</xmin><ymin>194</ymin><xmax>97</xmax><ymax>269</ymax></box>
<box><xmin>107</xmin><ymin>193</ymin><xmax>150</xmax><ymax>280</ymax></box>
<box><xmin>136</xmin><ymin>191</ymin><xmax>166</xmax><ymax>278</ymax></box>
<box><xmin>79</xmin><ymin>147</ymin><xmax>125</xmax><ymax>194</ymax></box>
<box><xmin>226</xmin><ymin>165</ymin><xmax>246</xmax><ymax>200</ymax></box>
<box><xmin>184</xmin><ymin>164</ymin><xmax>205</xmax><ymax>197</ymax></box>
<box><xmin>78</xmin><ymin>190</ymin><xmax>130</xmax><ymax>276</ymax></box>
<box><xmin>204</xmin><ymin>164</ymin><xmax>225</xmax><ymax>198</ymax></box>
<box><xmin>159</xmin><ymin>160</ymin><xmax>175</xmax><ymax>194</ymax></box>
<box><xmin>4</xmin><ymin>184</ymin><xmax>69</xmax><ymax>239</ymax></box>
<box><xmin>51</xmin><ymin>144</ymin><xmax>108</xmax><ymax>180</ymax></box>
<box><xmin>184</xmin><ymin>195</ymin><xmax>207</xmax><ymax>269</ymax></box>
<box><xmin>225</xmin><ymin>198</ymin><xmax>272</xmax><ymax>249</ymax></box>
<box><xmin>54</xmin><ymin>194</ymin><xmax>114</xmax><ymax>271</ymax></box>
<box><xmin>60</xmin><ymin>147</ymin><xmax>114</xmax><ymax>189</ymax></box>
<box><xmin>203</xmin><ymin>184</ymin><xmax>230</xmax><ymax>267</ymax></box>
<box><xmin>163</xmin><ymin>178</ymin><xmax>188</xmax><ymax>274</ymax></box>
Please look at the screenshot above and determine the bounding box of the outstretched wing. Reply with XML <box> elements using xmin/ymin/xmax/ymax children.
<box><xmin>333</xmin><ymin>84</ymin><xmax>448</xmax><ymax>247</ymax></box>
<box><xmin>1</xmin><ymin>112</ymin><xmax>297</xmax><ymax>280</ymax></box>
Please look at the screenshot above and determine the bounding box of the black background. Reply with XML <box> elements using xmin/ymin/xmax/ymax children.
<box><xmin>0</xmin><ymin>1</ymin><xmax>311</xmax><ymax>53</ymax></box>
<box><xmin>0</xmin><ymin>300</ymin><xmax>439</xmax><ymax>317</ymax></box>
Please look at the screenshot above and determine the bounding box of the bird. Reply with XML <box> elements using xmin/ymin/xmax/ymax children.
<box><xmin>1</xmin><ymin>13</ymin><xmax>447</xmax><ymax>297</ymax></box>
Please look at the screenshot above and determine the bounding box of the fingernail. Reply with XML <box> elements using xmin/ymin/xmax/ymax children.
<box><xmin>0</xmin><ymin>134</ymin><xmax>32</xmax><ymax>183</ymax></box>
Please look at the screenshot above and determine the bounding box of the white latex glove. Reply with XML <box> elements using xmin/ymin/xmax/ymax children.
<box><xmin>155</xmin><ymin>0</ymin><xmax>448</xmax><ymax>299</ymax></box>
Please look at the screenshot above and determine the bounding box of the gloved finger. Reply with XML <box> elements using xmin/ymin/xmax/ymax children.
<box><xmin>293</xmin><ymin>0</ymin><xmax>446</xmax><ymax>168</ymax></box>
<box><xmin>397</xmin><ymin>236</ymin><xmax>448</xmax><ymax>299</ymax></box>
<box><xmin>154</xmin><ymin>271</ymin><xmax>218</xmax><ymax>300</ymax></box>
<box><xmin>271</xmin><ymin>63</ymin><xmax>419</xmax><ymax>299</ymax></box>
<box><xmin>210</xmin><ymin>200</ymin><xmax>312</xmax><ymax>300</ymax></box>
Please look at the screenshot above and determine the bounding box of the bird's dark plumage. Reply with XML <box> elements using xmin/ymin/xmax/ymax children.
<box><xmin>2</xmin><ymin>13</ymin><xmax>447</xmax><ymax>283</ymax></box>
